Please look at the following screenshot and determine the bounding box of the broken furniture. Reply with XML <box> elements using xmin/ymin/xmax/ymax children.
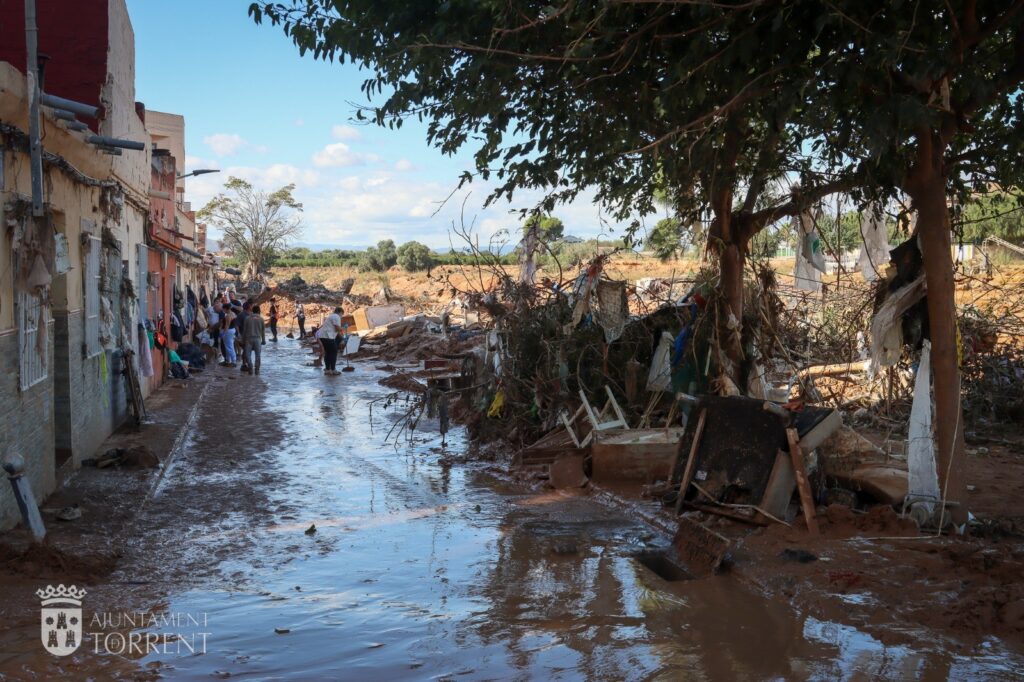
<box><xmin>560</xmin><ymin>386</ymin><xmax>629</xmax><ymax>448</ymax></box>
<box><xmin>671</xmin><ymin>395</ymin><xmax>841</xmax><ymax>527</ymax></box>
<box><xmin>590</xmin><ymin>427</ymin><xmax>687</xmax><ymax>485</ymax></box>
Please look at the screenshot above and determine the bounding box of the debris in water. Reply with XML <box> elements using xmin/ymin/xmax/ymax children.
<box><xmin>305</xmin><ymin>524</ymin><xmax>317</xmax><ymax>535</ymax></box>
<box><xmin>55</xmin><ymin>505</ymin><xmax>82</xmax><ymax>521</ymax></box>
<box><xmin>780</xmin><ymin>548</ymin><xmax>818</xmax><ymax>563</ymax></box>
<box><xmin>274</xmin><ymin>627</ymin><xmax>291</xmax><ymax>634</ymax></box>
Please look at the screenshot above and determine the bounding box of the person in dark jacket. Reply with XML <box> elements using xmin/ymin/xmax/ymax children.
<box><xmin>268</xmin><ymin>298</ymin><xmax>279</xmax><ymax>342</ymax></box>
<box><xmin>242</xmin><ymin>305</ymin><xmax>267</xmax><ymax>374</ymax></box>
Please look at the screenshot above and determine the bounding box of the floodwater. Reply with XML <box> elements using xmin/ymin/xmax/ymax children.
<box><xmin>1</xmin><ymin>340</ymin><xmax>1020</xmax><ymax>680</ymax></box>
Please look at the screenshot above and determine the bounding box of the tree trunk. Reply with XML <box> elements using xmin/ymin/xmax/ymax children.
<box><xmin>905</xmin><ymin>132</ymin><xmax>967</xmax><ymax>525</ymax></box>
<box><xmin>708</xmin><ymin>190</ymin><xmax>745</xmax><ymax>390</ymax></box>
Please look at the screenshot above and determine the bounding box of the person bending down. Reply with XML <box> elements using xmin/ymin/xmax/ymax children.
<box><xmin>317</xmin><ymin>307</ymin><xmax>344</xmax><ymax>375</ymax></box>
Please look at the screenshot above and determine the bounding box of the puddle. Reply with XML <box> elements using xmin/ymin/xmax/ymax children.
<box><xmin>633</xmin><ymin>551</ymin><xmax>691</xmax><ymax>582</ymax></box>
<box><xmin>1</xmin><ymin>340</ymin><xmax>1022</xmax><ymax>680</ymax></box>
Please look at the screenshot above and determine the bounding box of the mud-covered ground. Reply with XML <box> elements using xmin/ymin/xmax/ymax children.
<box><xmin>1</xmin><ymin>340</ymin><xmax>1022</xmax><ymax>680</ymax></box>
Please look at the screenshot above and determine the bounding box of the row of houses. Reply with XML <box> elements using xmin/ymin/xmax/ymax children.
<box><xmin>0</xmin><ymin>0</ymin><xmax>215</xmax><ymax>529</ymax></box>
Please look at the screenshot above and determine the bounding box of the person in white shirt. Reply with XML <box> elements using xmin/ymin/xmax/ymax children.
<box><xmin>316</xmin><ymin>307</ymin><xmax>344</xmax><ymax>375</ymax></box>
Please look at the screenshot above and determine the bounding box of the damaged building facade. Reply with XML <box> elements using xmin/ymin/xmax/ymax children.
<box><xmin>0</xmin><ymin>0</ymin><xmax>211</xmax><ymax>529</ymax></box>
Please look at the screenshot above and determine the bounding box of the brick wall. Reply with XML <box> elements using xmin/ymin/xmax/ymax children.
<box><xmin>0</xmin><ymin>326</ymin><xmax>56</xmax><ymax>531</ymax></box>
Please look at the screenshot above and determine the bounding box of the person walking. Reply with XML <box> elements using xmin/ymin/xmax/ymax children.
<box><xmin>242</xmin><ymin>304</ymin><xmax>267</xmax><ymax>375</ymax></box>
<box><xmin>268</xmin><ymin>298</ymin><xmax>280</xmax><ymax>342</ymax></box>
<box><xmin>296</xmin><ymin>303</ymin><xmax>307</xmax><ymax>339</ymax></box>
<box><xmin>317</xmin><ymin>306</ymin><xmax>344</xmax><ymax>375</ymax></box>
<box><xmin>235</xmin><ymin>302</ymin><xmax>251</xmax><ymax>372</ymax></box>
<box><xmin>208</xmin><ymin>302</ymin><xmax>222</xmax><ymax>361</ymax></box>
<box><xmin>221</xmin><ymin>304</ymin><xmax>238</xmax><ymax>367</ymax></box>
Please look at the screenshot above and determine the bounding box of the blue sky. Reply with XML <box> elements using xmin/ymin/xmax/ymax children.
<box><xmin>126</xmin><ymin>0</ymin><xmax>631</xmax><ymax>249</ymax></box>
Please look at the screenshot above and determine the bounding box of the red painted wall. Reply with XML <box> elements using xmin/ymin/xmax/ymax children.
<box><xmin>0</xmin><ymin>0</ymin><xmax>110</xmax><ymax>130</ymax></box>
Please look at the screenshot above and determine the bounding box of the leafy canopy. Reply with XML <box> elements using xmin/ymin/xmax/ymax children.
<box><xmin>522</xmin><ymin>214</ymin><xmax>564</xmax><ymax>242</ymax></box>
<box><xmin>396</xmin><ymin>241</ymin><xmax>435</xmax><ymax>272</ymax></box>
<box><xmin>198</xmin><ymin>176</ymin><xmax>303</xmax><ymax>278</ymax></box>
<box><xmin>249</xmin><ymin>1</ymin><xmax>847</xmax><ymax>240</ymax></box>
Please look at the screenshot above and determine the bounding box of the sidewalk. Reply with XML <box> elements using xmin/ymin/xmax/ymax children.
<box><xmin>0</xmin><ymin>368</ymin><xmax>212</xmax><ymax>584</ymax></box>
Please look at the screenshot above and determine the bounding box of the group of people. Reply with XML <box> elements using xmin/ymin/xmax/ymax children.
<box><xmin>197</xmin><ymin>289</ymin><xmax>350</xmax><ymax>378</ymax></box>
<box><xmin>199</xmin><ymin>290</ymin><xmax>280</xmax><ymax>375</ymax></box>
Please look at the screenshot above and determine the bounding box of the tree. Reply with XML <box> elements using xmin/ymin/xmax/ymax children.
<box><xmin>522</xmin><ymin>215</ymin><xmax>564</xmax><ymax>242</ymax></box>
<box><xmin>249</xmin><ymin>0</ymin><xmax>849</xmax><ymax>384</ymax></box>
<box><xmin>198</xmin><ymin>176</ymin><xmax>302</xmax><ymax>280</ymax></box>
<box><xmin>358</xmin><ymin>239</ymin><xmax>399</xmax><ymax>272</ymax></box>
<box><xmin>646</xmin><ymin>218</ymin><xmax>685</xmax><ymax>262</ymax></box>
<box><xmin>959</xmin><ymin>192</ymin><xmax>1024</xmax><ymax>244</ymax></box>
<box><xmin>396</xmin><ymin>241</ymin><xmax>435</xmax><ymax>271</ymax></box>
<box><xmin>804</xmin><ymin>2</ymin><xmax>1024</xmax><ymax>522</ymax></box>
<box><xmin>251</xmin><ymin>0</ymin><xmax>1024</xmax><ymax>520</ymax></box>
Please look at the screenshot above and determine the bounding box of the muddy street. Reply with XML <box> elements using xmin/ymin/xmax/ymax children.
<box><xmin>0</xmin><ymin>340</ymin><xmax>1019</xmax><ymax>680</ymax></box>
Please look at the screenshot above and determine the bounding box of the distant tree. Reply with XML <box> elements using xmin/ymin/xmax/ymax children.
<box><xmin>646</xmin><ymin>218</ymin><xmax>683</xmax><ymax>261</ymax></box>
<box><xmin>198</xmin><ymin>177</ymin><xmax>303</xmax><ymax>280</ymax></box>
<box><xmin>522</xmin><ymin>215</ymin><xmax>564</xmax><ymax>242</ymax></box>
<box><xmin>358</xmin><ymin>239</ymin><xmax>399</xmax><ymax>272</ymax></box>
<box><xmin>396</xmin><ymin>241</ymin><xmax>435</xmax><ymax>271</ymax></box>
<box><xmin>376</xmin><ymin>239</ymin><xmax>398</xmax><ymax>268</ymax></box>
<box><xmin>958</xmin><ymin>192</ymin><xmax>1024</xmax><ymax>244</ymax></box>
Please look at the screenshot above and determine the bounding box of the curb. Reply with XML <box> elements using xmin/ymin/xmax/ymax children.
<box><xmin>115</xmin><ymin>377</ymin><xmax>212</xmax><ymax>553</ymax></box>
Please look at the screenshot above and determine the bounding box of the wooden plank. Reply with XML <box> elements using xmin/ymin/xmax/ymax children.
<box><xmin>759</xmin><ymin>450</ymin><xmax>797</xmax><ymax>520</ymax></box>
<box><xmin>786</xmin><ymin>427</ymin><xmax>819</xmax><ymax>535</ymax></box>
<box><xmin>675</xmin><ymin>408</ymin><xmax>707</xmax><ymax>514</ymax></box>
<box><xmin>604</xmin><ymin>386</ymin><xmax>630</xmax><ymax>429</ymax></box>
<box><xmin>671</xmin><ymin>514</ymin><xmax>730</xmax><ymax>577</ymax></box>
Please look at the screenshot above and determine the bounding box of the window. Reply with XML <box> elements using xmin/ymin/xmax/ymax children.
<box><xmin>18</xmin><ymin>289</ymin><xmax>48</xmax><ymax>390</ymax></box>
<box><xmin>84</xmin><ymin>235</ymin><xmax>102</xmax><ymax>357</ymax></box>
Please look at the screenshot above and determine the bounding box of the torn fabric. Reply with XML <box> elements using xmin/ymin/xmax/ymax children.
<box><xmin>857</xmin><ymin>202</ymin><xmax>889</xmax><ymax>282</ymax></box>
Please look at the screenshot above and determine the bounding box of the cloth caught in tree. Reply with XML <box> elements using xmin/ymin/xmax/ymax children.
<box><xmin>794</xmin><ymin>209</ymin><xmax>824</xmax><ymax>292</ymax></box>
<box><xmin>857</xmin><ymin>202</ymin><xmax>889</xmax><ymax>282</ymax></box>
<box><xmin>646</xmin><ymin>332</ymin><xmax>675</xmax><ymax>392</ymax></box>
<box><xmin>593</xmin><ymin>280</ymin><xmax>628</xmax><ymax>343</ymax></box>
<box><xmin>908</xmin><ymin>340</ymin><xmax>941</xmax><ymax>516</ymax></box>
<box><xmin>869</xmin><ymin>274</ymin><xmax>926</xmax><ymax>368</ymax></box>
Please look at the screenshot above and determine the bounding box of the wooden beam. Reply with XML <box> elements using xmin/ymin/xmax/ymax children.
<box><xmin>675</xmin><ymin>408</ymin><xmax>707</xmax><ymax>514</ymax></box>
<box><xmin>786</xmin><ymin>427</ymin><xmax>819</xmax><ymax>535</ymax></box>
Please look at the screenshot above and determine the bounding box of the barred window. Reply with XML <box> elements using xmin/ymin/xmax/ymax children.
<box><xmin>18</xmin><ymin>289</ymin><xmax>48</xmax><ymax>391</ymax></box>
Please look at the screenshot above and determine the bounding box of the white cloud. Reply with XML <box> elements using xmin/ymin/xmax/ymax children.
<box><xmin>185</xmin><ymin>154</ymin><xmax>634</xmax><ymax>249</ymax></box>
<box><xmin>331</xmin><ymin>124</ymin><xmax>362</xmax><ymax>141</ymax></box>
<box><xmin>203</xmin><ymin>133</ymin><xmax>267</xmax><ymax>157</ymax></box>
<box><xmin>312</xmin><ymin>142</ymin><xmax>369</xmax><ymax>168</ymax></box>
<box><xmin>394</xmin><ymin>158</ymin><xmax>414</xmax><ymax>172</ymax></box>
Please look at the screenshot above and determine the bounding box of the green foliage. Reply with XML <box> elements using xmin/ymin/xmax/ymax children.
<box><xmin>646</xmin><ymin>218</ymin><xmax>683</xmax><ymax>261</ymax></box>
<box><xmin>198</xmin><ymin>176</ymin><xmax>303</xmax><ymax>278</ymax></box>
<box><xmin>958</xmin><ymin>192</ymin><xmax>1024</xmax><ymax>244</ymax></box>
<box><xmin>248</xmin><ymin>0</ymin><xmax>836</xmax><ymax>239</ymax></box>
<box><xmin>645</xmin><ymin>217</ymin><xmax>706</xmax><ymax>260</ymax></box>
<box><xmin>750</xmin><ymin>221</ymin><xmax>796</xmax><ymax>259</ymax></box>
<box><xmin>396</xmin><ymin>241</ymin><xmax>435</xmax><ymax>271</ymax></box>
<box><xmin>358</xmin><ymin>239</ymin><xmax>399</xmax><ymax>272</ymax></box>
<box><xmin>522</xmin><ymin>215</ymin><xmax>564</xmax><ymax>242</ymax></box>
